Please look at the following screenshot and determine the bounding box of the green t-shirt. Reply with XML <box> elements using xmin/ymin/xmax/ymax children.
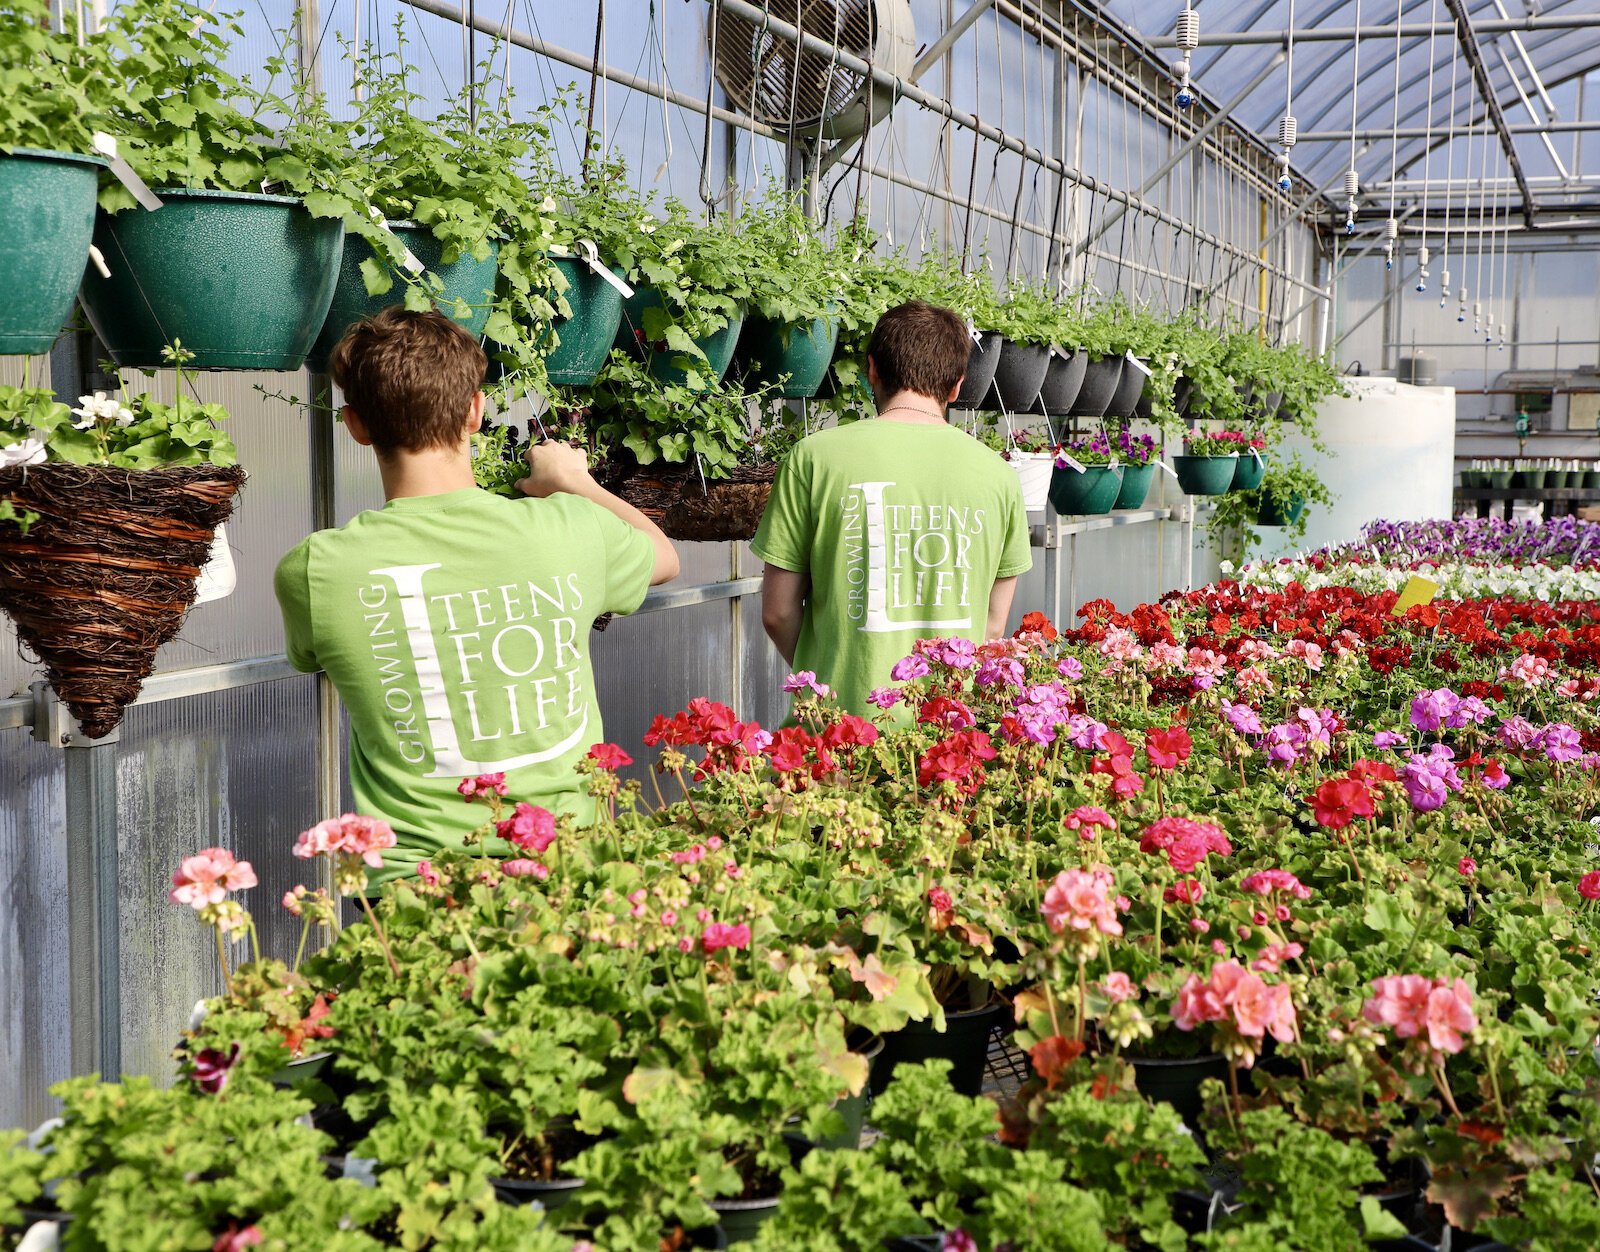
<box><xmin>751</xmin><ymin>419</ymin><xmax>1033</xmax><ymax>716</ymax></box>
<box><xmin>274</xmin><ymin>487</ymin><xmax>654</xmax><ymax>877</ymax></box>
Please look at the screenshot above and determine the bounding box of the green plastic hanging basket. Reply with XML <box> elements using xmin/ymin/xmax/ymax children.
<box><xmin>1230</xmin><ymin>452</ymin><xmax>1266</xmax><ymax>491</ymax></box>
<box><xmin>1173</xmin><ymin>454</ymin><xmax>1238</xmax><ymax>496</ymax></box>
<box><xmin>738</xmin><ymin>313</ymin><xmax>840</xmax><ymax>397</ymax></box>
<box><xmin>0</xmin><ymin>149</ymin><xmax>105</xmax><ymax>356</ymax></box>
<box><xmin>308</xmin><ymin>223</ymin><xmax>498</xmax><ymax>371</ymax></box>
<box><xmin>1113</xmin><ymin>461</ymin><xmax>1157</xmax><ymax>510</ymax></box>
<box><xmin>618</xmin><ymin>286</ymin><xmax>744</xmax><ymax>389</ymax></box>
<box><xmin>1255</xmin><ymin>493</ymin><xmax>1307</xmax><ymax>527</ymax></box>
<box><xmin>80</xmin><ymin>188</ymin><xmax>345</xmax><ymax>370</ymax></box>
<box><xmin>1048</xmin><ymin>464</ymin><xmax>1122</xmax><ymax>516</ymax></box>
<box><xmin>543</xmin><ymin>255</ymin><xmax>626</xmax><ymax>386</ymax></box>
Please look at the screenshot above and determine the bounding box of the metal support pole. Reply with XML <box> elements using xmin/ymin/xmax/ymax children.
<box><xmin>1440</xmin><ymin>0</ymin><xmax>1535</xmax><ymax>226</ymax></box>
<box><xmin>308</xmin><ymin>378</ymin><xmax>343</xmax><ymax>828</ymax></box>
<box><xmin>1147</xmin><ymin>12</ymin><xmax>1600</xmax><ymax>47</ymax></box>
<box><xmin>908</xmin><ymin>0</ymin><xmax>998</xmax><ymax>83</ymax></box>
<box><xmin>1073</xmin><ymin>52</ymin><xmax>1286</xmax><ymax>258</ymax></box>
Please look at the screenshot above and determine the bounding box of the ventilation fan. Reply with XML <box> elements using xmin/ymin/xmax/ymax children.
<box><xmin>711</xmin><ymin>0</ymin><xmax>916</xmax><ymax>142</ymax></box>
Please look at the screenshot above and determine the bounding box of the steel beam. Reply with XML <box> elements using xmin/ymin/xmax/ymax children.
<box><xmin>1148</xmin><ymin>13</ymin><xmax>1600</xmax><ymax>47</ymax></box>
<box><xmin>1295</xmin><ymin>119</ymin><xmax>1600</xmax><ymax>143</ymax></box>
<box><xmin>908</xmin><ymin>0</ymin><xmax>998</xmax><ymax>83</ymax></box>
<box><xmin>1439</xmin><ymin>1</ymin><xmax>1535</xmax><ymax>227</ymax></box>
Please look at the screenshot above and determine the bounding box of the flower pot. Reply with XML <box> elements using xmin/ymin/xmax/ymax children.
<box><xmin>79</xmin><ymin>188</ymin><xmax>345</xmax><ymax>370</ymax></box>
<box><xmin>618</xmin><ymin>287</ymin><xmax>745</xmax><ymax>388</ymax></box>
<box><xmin>1486</xmin><ymin>471</ymin><xmax>1512</xmax><ymax>488</ymax></box>
<box><xmin>541</xmin><ymin>256</ymin><xmax>627</xmax><ymax>386</ymax></box>
<box><xmin>709</xmin><ymin>1195</ymin><xmax>780</xmax><ymax>1242</ymax></box>
<box><xmin>308</xmin><ymin>223</ymin><xmax>499</xmax><ymax>371</ymax></box>
<box><xmin>0</xmin><ymin>149</ymin><xmax>105</xmax><ymax>355</ymax></box>
<box><xmin>813</xmin><ymin>1034</ymin><xmax>885</xmax><ymax>1151</ymax></box>
<box><xmin>0</xmin><ymin>462</ymin><xmax>246</xmax><ymax>738</ymax></box>
<box><xmin>270</xmin><ymin>1050</ymin><xmax>332</xmax><ymax>1089</ymax></box>
<box><xmin>678</xmin><ymin>1225</ymin><xmax>730</xmax><ymax>1250</ymax></box>
<box><xmin>1113</xmin><ymin>462</ymin><xmax>1157</xmax><ymax>510</ymax></box>
<box><xmin>1007</xmin><ymin>452</ymin><xmax>1054</xmax><ymax>512</ymax></box>
<box><xmin>1033</xmin><ymin>348</ymin><xmax>1088</xmax><ymax>416</ymax></box>
<box><xmin>952</xmin><ymin>331</ymin><xmax>1002</xmax><ymax>408</ymax></box>
<box><xmin>1173</xmin><ymin>454</ymin><xmax>1238</xmax><ymax>496</ymax></box>
<box><xmin>1069</xmin><ymin>354</ymin><xmax>1124</xmax><ymax>417</ymax></box>
<box><xmin>1049</xmin><ymin>464</ymin><xmax>1122</xmax><ymax>516</ymax></box>
<box><xmin>491</xmin><ymin>1174</ymin><xmax>586</xmax><ymax>1212</ymax></box>
<box><xmin>1230</xmin><ymin>452</ymin><xmax>1266</xmax><ymax>491</ymax></box>
<box><xmin>1255</xmin><ymin>388</ymin><xmax>1284</xmax><ymax>416</ymax></box>
<box><xmin>873</xmin><ymin>997</ymin><xmax>1005</xmax><ymax>1098</ymax></box>
<box><xmin>1104</xmin><ymin>356</ymin><xmax>1147</xmax><ymax>418</ymax></box>
<box><xmin>738</xmin><ymin>313</ymin><xmax>839</xmax><ymax>397</ymax></box>
<box><xmin>1172</xmin><ymin>376</ymin><xmax>1195</xmax><ymax>414</ymax></box>
<box><xmin>984</xmin><ymin>339</ymin><xmax>1051</xmax><ymax>411</ymax></box>
<box><xmin>1253</xmin><ymin>493</ymin><xmax>1306</xmax><ymax>527</ymax></box>
<box><xmin>1548</xmin><ymin>469</ymin><xmax>1571</xmax><ymax>488</ymax></box>
<box><xmin>1586</xmin><ymin>469</ymin><xmax>1600</xmax><ymax>489</ymax></box>
<box><xmin>1512</xmin><ymin>469</ymin><xmax>1547</xmax><ymax>488</ymax></box>
<box><xmin>1130</xmin><ymin>1052</ymin><xmax>1227</xmax><ymax>1125</ymax></box>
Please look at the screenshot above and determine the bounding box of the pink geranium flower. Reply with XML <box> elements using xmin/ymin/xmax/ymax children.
<box><xmin>294</xmin><ymin>813</ymin><xmax>397</xmax><ymax>867</ymax></box>
<box><xmin>496</xmin><ymin>803</ymin><xmax>557</xmax><ymax>854</ymax></box>
<box><xmin>1578</xmin><ymin>871</ymin><xmax>1600</xmax><ymax>901</ymax></box>
<box><xmin>1041</xmin><ymin>867</ymin><xmax>1123</xmax><ymax>938</ymax></box>
<box><xmin>1362</xmin><ymin>974</ymin><xmax>1477</xmax><ymax>1055</ymax></box>
<box><xmin>701</xmin><ymin>921</ymin><xmax>752</xmax><ymax>953</ymax></box>
<box><xmin>170</xmin><ymin>848</ymin><xmax>257</xmax><ymax>909</ymax></box>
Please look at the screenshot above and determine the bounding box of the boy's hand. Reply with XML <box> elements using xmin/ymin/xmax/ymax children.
<box><xmin>517</xmin><ymin>441</ymin><xmax>593</xmax><ymax>498</ymax></box>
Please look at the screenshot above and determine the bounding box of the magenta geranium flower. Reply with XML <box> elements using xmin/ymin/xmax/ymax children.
<box><xmin>700</xmin><ymin>921</ymin><xmax>752</xmax><ymax>953</ymax></box>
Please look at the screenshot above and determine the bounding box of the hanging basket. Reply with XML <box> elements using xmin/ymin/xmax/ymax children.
<box><xmin>0</xmin><ymin>463</ymin><xmax>246</xmax><ymax>738</ymax></box>
<box><xmin>543</xmin><ymin>255</ymin><xmax>627</xmax><ymax>386</ymax></box>
<box><xmin>0</xmin><ymin>149</ymin><xmax>105</xmax><ymax>356</ymax></box>
<box><xmin>1231</xmin><ymin>452</ymin><xmax>1266</xmax><ymax>491</ymax></box>
<box><xmin>1069</xmin><ymin>354</ymin><xmax>1124</xmax><ymax>417</ymax></box>
<box><xmin>79</xmin><ymin>188</ymin><xmax>345</xmax><ymax>370</ymax></box>
<box><xmin>616</xmin><ymin>463</ymin><xmax>775</xmax><ymax>543</ymax></box>
<box><xmin>738</xmin><ymin>313</ymin><xmax>840</xmax><ymax>398</ymax></box>
<box><xmin>1031</xmin><ymin>348</ymin><xmax>1088</xmax><ymax>416</ymax></box>
<box><xmin>1113</xmin><ymin>462</ymin><xmax>1158</xmax><ymax>510</ymax></box>
<box><xmin>983</xmin><ymin>339</ymin><xmax>1050</xmax><ymax>411</ymax></box>
<box><xmin>308</xmin><ymin>223</ymin><xmax>499</xmax><ymax>371</ymax></box>
<box><xmin>951</xmin><ymin>331</ymin><xmax>1002</xmax><ymax>409</ymax></box>
<box><xmin>617</xmin><ymin>287</ymin><xmax>745</xmax><ymax>389</ymax></box>
<box><xmin>1105</xmin><ymin>357</ymin><xmax>1149</xmax><ymax>419</ymax></box>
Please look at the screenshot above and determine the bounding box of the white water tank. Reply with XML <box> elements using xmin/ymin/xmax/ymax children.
<box><xmin>1254</xmin><ymin>376</ymin><xmax>1455</xmax><ymax>559</ymax></box>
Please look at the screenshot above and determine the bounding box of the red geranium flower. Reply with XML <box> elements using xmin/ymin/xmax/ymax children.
<box><xmin>1145</xmin><ymin>726</ymin><xmax>1193</xmax><ymax>771</ymax></box>
<box><xmin>1307</xmin><ymin>777</ymin><xmax>1376</xmax><ymax>830</ymax></box>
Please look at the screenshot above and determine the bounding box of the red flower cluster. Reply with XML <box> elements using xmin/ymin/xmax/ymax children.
<box><xmin>1089</xmin><ymin>730</ymin><xmax>1145</xmax><ymax>800</ymax></box>
<box><xmin>917</xmin><ymin>729</ymin><xmax>997</xmax><ymax>796</ymax></box>
<box><xmin>1139</xmin><ymin>816</ymin><xmax>1232</xmax><ymax>872</ymax></box>
<box><xmin>1306</xmin><ymin>777</ymin><xmax>1377</xmax><ymax>830</ymax></box>
<box><xmin>1145</xmin><ymin>725</ymin><xmax>1193</xmax><ymax>771</ymax></box>
<box><xmin>586</xmin><ymin>742</ymin><xmax>634</xmax><ymax>771</ymax></box>
<box><xmin>645</xmin><ymin>697</ymin><xmax>769</xmax><ymax>777</ymax></box>
<box><xmin>1014</xmin><ymin>610</ymin><xmax>1059</xmax><ymax>642</ymax></box>
<box><xmin>918</xmin><ymin>695</ymin><xmax>977</xmax><ymax>730</ymax></box>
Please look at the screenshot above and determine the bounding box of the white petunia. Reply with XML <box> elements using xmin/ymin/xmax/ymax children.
<box><xmin>0</xmin><ymin>436</ymin><xmax>47</xmax><ymax>468</ymax></box>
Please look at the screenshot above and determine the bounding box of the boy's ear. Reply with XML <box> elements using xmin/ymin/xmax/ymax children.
<box><xmin>865</xmin><ymin>355</ymin><xmax>881</xmax><ymax>389</ymax></box>
<box><xmin>342</xmin><ymin>405</ymin><xmax>374</xmax><ymax>447</ymax></box>
<box><xmin>466</xmin><ymin>391</ymin><xmax>486</xmax><ymax>435</ymax></box>
<box><xmin>945</xmin><ymin>376</ymin><xmax>965</xmax><ymax>404</ymax></box>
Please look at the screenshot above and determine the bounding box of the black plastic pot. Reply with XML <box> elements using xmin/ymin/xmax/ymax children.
<box><xmin>1033</xmin><ymin>348</ymin><xmax>1088</xmax><ymax>416</ymax></box>
<box><xmin>952</xmin><ymin>331</ymin><xmax>1002</xmax><ymax>408</ymax></box>
<box><xmin>710</xmin><ymin>1195</ymin><xmax>781</xmax><ymax>1242</ymax></box>
<box><xmin>874</xmin><ymin>997</ymin><xmax>1005</xmax><ymax>1098</ymax></box>
<box><xmin>984</xmin><ymin>339</ymin><xmax>1051</xmax><ymax>411</ymax></box>
<box><xmin>1069</xmin><ymin>354</ymin><xmax>1123</xmax><ymax>417</ymax></box>
<box><xmin>1130</xmin><ymin>1052</ymin><xmax>1227</xmax><ymax>1124</ymax></box>
<box><xmin>1104</xmin><ymin>357</ymin><xmax>1148</xmax><ymax>418</ymax></box>
<box><xmin>679</xmin><ymin>1225</ymin><xmax>730</xmax><ymax>1249</ymax></box>
<box><xmin>491</xmin><ymin>1174</ymin><xmax>586</xmax><ymax>1211</ymax></box>
<box><xmin>270</xmin><ymin>1050</ymin><xmax>332</xmax><ymax>1089</ymax></box>
<box><xmin>1172</xmin><ymin>375</ymin><xmax>1195</xmax><ymax>414</ymax></box>
<box><xmin>1255</xmin><ymin>388</ymin><xmax>1284</xmax><ymax>417</ymax></box>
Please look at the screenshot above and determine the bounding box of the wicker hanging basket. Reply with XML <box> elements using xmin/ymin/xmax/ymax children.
<box><xmin>0</xmin><ymin>463</ymin><xmax>247</xmax><ymax>738</ymax></box>
<box><xmin>617</xmin><ymin>462</ymin><xmax>776</xmax><ymax>544</ymax></box>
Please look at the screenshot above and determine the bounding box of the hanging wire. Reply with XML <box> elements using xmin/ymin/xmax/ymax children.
<box><xmin>1415</xmin><ymin>0</ymin><xmax>1439</xmax><ymax>292</ymax></box>
<box><xmin>1384</xmin><ymin>0</ymin><xmax>1404</xmax><ymax>269</ymax></box>
<box><xmin>1275</xmin><ymin>0</ymin><xmax>1297</xmax><ymax>193</ymax></box>
<box><xmin>1345</xmin><ymin>0</ymin><xmax>1362</xmax><ymax>234</ymax></box>
<box><xmin>1440</xmin><ymin>15</ymin><xmax>1461</xmax><ymax>308</ymax></box>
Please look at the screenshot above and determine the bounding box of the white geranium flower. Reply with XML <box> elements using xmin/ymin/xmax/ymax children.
<box><xmin>540</xmin><ymin>196</ymin><xmax>557</xmax><ymax>213</ymax></box>
<box><xmin>0</xmin><ymin>436</ymin><xmax>47</xmax><ymax>468</ymax></box>
<box><xmin>71</xmin><ymin>391</ymin><xmax>133</xmax><ymax>429</ymax></box>
<box><xmin>638</xmin><ymin>217</ymin><xmax>657</xmax><ymax>234</ymax></box>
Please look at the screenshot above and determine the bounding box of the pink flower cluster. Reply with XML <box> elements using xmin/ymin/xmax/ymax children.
<box><xmin>456</xmin><ymin>772</ymin><xmax>508</xmax><ymax>799</ymax></box>
<box><xmin>294</xmin><ymin>813</ymin><xmax>396</xmax><ymax>867</ymax></box>
<box><xmin>1238</xmin><ymin>869</ymin><xmax>1312</xmax><ymax>900</ymax></box>
<box><xmin>496</xmin><ymin>802</ymin><xmax>557</xmax><ymax>854</ymax></box>
<box><xmin>1062</xmin><ymin>804</ymin><xmax>1116</xmax><ymax>841</ymax></box>
<box><xmin>1361</xmin><ymin>974</ymin><xmax>1477</xmax><ymax>1055</ymax></box>
<box><xmin>1041</xmin><ymin>866</ymin><xmax>1124</xmax><ymax>938</ymax></box>
<box><xmin>1172</xmin><ymin>959</ymin><xmax>1297</xmax><ymax>1061</ymax></box>
<box><xmin>701</xmin><ymin>921</ymin><xmax>752</xmax><ymax>953</ymax></box>
<box><xmin>1138</xmin><ymin>816</ymin><xmax>1232</xmax><ymax>873</ymax></box>
<box><xmin>170</xmin><ymin>848</ymin><xmax>257</xmax><ymax>909</ymax></box>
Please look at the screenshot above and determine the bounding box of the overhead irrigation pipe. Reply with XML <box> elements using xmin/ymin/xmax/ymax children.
<box><xmin>1148</xmin><ymin>12</ymin><xmax>1600</xmax><ymax>47</ymax></box>
<box><xmin>1071</xmin><ymin>51</ymin><xmax>1285</xmax><ymax>259</ymax></box>
<box><xmin>705</xmin><ymin>0</ymin><xmax>1293</xmax><ymax>278</ymax></box>
<box><xmin>907</xmin><ymin>0</ymin><xmax>999</xmax><ymax>83</ymax></box>
<box><xmin>1492</xmin><ymin>43</ymin><xmax>1569</xmax><ymax>182</ymax></box>
<box><xmin>1296</xmin><ymin>118</ymin><xmax>1600</xmax><ymax>142</ymax></box>
<box><xmin>1441</xmin><ymin>0</ymin><xmax>1536</xmax><ymax>228</ymax></box>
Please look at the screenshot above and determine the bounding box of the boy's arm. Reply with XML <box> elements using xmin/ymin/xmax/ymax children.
<box><xmin>986</xmin><ymin>575</ymin><xmax>1019</xmax><ymax>641</ymax></box>
<box><xmin>273</xmin><ymin>541</ymin><xmax>321</xmax><ymax>672</ymax></box>
<box><xmin>761</xmin><ymin>564</ymin><xmax>809</xmax><ymax>666</ymax></box>
<box><xmin>518</xmin><ymin>443</ymin><xmax>680</xmax><ymax>585</ymax></box>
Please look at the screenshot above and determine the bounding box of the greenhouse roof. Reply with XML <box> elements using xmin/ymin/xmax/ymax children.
<box><xmin>1110</xmin><ymin>0</ymin><xmax>1600</xmax><ymax>225</ymax></box>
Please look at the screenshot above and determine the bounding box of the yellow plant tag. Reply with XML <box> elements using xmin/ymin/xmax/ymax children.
<box><xmin>1392</xmin><ymin>575</ymin><xmax>1439</xmax><ymax>615</ymax></box>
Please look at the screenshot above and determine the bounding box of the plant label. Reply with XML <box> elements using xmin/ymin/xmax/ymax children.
<box><xmin>91</xmin><ymin>132</ymin><xmax>162</xmax><ymax>212</ymax></box>
<box><xmin>576</xmin><ymin>240</ymin><xmax>635</xmax><ymax>298</ymax></box>
<box><xmin>365</xmin><ymin>208</ymin><xmax>425</xmax><ymax>275</ymax></box>
<box><xmin>1124</xmin><ymin>352</ymin><xmax>1152</xmax><ymax>376</ymax></box>
<box><xmin>194</xmin><ymin>526</ymin><xmax>236</xmax><ymax>605</ymax></box>
<box><xmin>1392</xmin><ymin>575</ymin><xmax>1439</xmax><ymax>615</ymax></box>
<box><xmin>1059</xmin><ymin>453</ymin><xmax>1087</xmax><ymax>473</ymax></box>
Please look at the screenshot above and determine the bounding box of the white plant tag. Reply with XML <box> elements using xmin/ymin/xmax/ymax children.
<box><xmin>343</xmin><ymin>1156</ymin><xmax>379</xmax><ymax>1187</ymax></box>
<box><xmin>87</xmin><ymin>244</ymin><xmax>111</xmax><ymax>279</ymax></box>
<box><xmin>965</xmin><ymin>321</ymin><xmax>983</xmax><ymax>346</ymax></box>
<box><xmin>1123</xmin><ymin>351</ymin><xmax>1152</xmax><ymax>376</ymax></box>
<box><xmin>1108</xmin><ymin>457</ymin><xmax>1120</xmax><ymax>472</ymax></box>
<box><xmin>1048</xmin><ymin>343</ymin><xmax>1066</xmax><ymax>359</ymax></box>
<box><xmin>193</xmin><ymin>525</ymin><xmax>236</xmax><ymax>605</ymax></box>
<box><xmin>576</xmin><ymin>240</ymin><xmax>635</xmax><ymax>298</ymax></box>
<box><xmin>1058</xmin><ymin>453</ymin><xmax>1087</xmax><ymax>473</ymax></box>
<box><xmin>366</xmin><ymin>208</ymin><xmax>424</xmax><ymax>275</ymax></box>
<box><xmin>24</xmin><ymin>1119</ymin><xmax>63</xmax><ymax>1152</ymax></box>
<box><xmin>16</xmin><ymin>1222</ymin><xmax>59</xmax><ymax>1252</ymax></box>
<box><xmin>1250</xmin><ymin>447</ymin><xmax>1263</xmax><ymax>464</ymax></box>
<box><xmin>91</xmin><ymin>132</ymin><xmax>162</xmax><ymax>212</ymax></box>
<box><xmin>1156</xmin><ymin>460</ymin><xmax>1179</xmax><ymax>478</ymax></box>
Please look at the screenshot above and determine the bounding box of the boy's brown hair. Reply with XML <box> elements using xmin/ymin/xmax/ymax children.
<box><xmin>329</xmin><ymin>307</ymin><xmax>486</xmax><ymax>454</ymax></box>
<box><xmin>866</xmin><ymin>300</ymin><xmax>972</xmax><ymax>403</ymax></box>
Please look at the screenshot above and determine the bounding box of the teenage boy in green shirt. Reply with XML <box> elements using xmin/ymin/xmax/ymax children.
<box><xmin>752</xmin><ymin>300</ymin><xmax>1032</xmax><ymax>716</ymax></box>
<box><xmin>275</xmin><ymin>308</ymin><xmax>679</xmax><ymax>878</ymax></box>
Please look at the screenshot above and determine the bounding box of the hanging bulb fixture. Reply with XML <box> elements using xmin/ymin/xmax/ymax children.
<box><xmin>1276</xmin><ymin>115</ymin><xmax>1297</xmax><ymax>192</ymax></box>
<box><xmin>1383</xmin><ymin>217</ymin><xmax>1398</xmax><ymax>270</ymax></box>
<box><xmin>1416</xmin><ymin>245</ymin><xmax>1431</xmax><ymax>294</ymax></box>
<box><xmin>1440</xmin><ymin>269</ymin><xmax>1451</xmax><ymax>309</ymax></box>
<box><xmin>1472</xmin><ymin>299</ymin><xmax>1482</xmax><ymax>337</ymax></box>
<box><xmin>1174</xmin><ymin>8</ymin><xmax>1200</xmax><ymax>110</ymax></box>
<box><xmin>1344</xmin><ymin>169</ymin><xmax>1360</xmax><ymax>235</ymax></box>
